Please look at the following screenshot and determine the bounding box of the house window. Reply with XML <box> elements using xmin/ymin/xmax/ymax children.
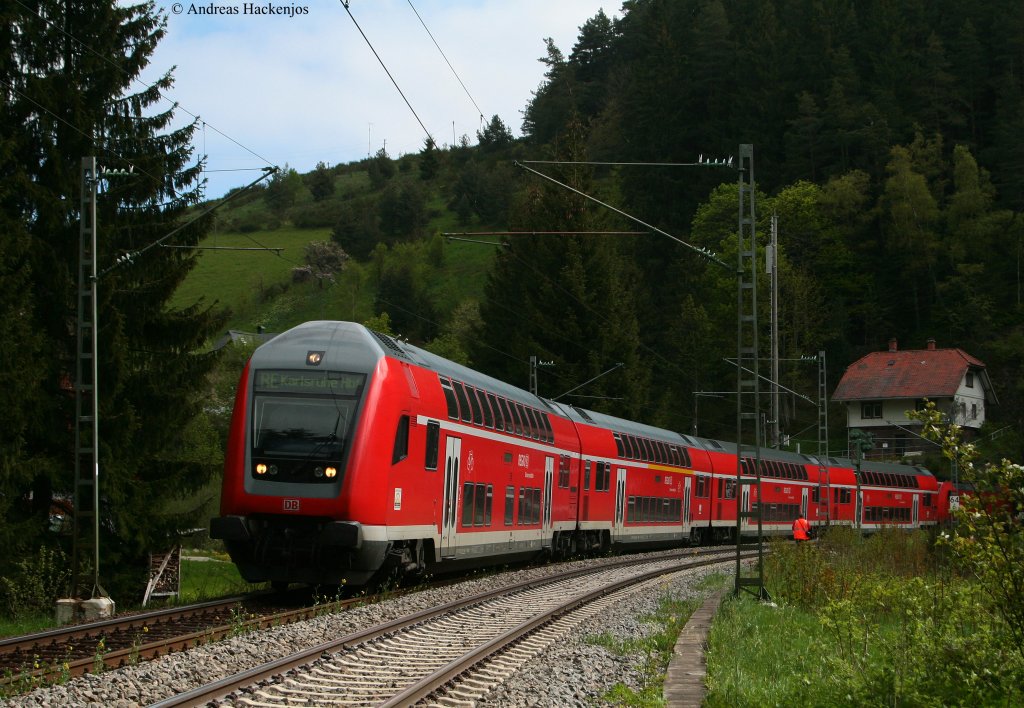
<box><xmin>966</xmin><ymin>372</ymin><xmax>974</xmax><ymax>388</ymax></box>
<box><xmin>861</xmin><ymin>402</ymin><xmax>882</xmax><ymax>419</ymax></box>
<box><xmin>971</xmin><ymin>403</ymin><xmax>978</xmax><ymax>420</ymax></box>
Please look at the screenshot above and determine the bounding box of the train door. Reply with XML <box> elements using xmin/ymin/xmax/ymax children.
<box><xmin>543</xmin><ymin>456</ymin><xmax>554</xmax><ymax>534</ymax></box>
<box><xmin>614</xmin><ymin>468</ymin><xmax>627</xmax><ymax>535</ymax></box>
<box><xmin>912</xmin><ymin>494</ymin><xmax>919</xmax><ymax>527</ymax></box>
<box><xmin>683</xmin><ymin>477</ymin><xmax>692</xmax><ymax>533</ymax></box>
<box><xmin>440</xmin><ymin>436</ymin><xmax>461</xmax><ymax>558</ymax></box>
<box><xmin>801</xmin><ymin>487</ymin><xmax>808</xmax><ymax>518</ymax></box>
<box><xmin>855</xmin><ymin>489</ymin><xmax>863</xmax><ymax>530</ymax></box>
<box><xmin>740</xmin><ymin>485</ymin><xmax>751</xmax><ymax>532</ymax></box>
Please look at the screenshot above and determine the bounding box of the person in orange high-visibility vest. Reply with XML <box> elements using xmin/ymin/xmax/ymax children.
<box><xmin>793</xmin><ymin>512</ymin><xmax>812</xmax><ymax>542</ymax></box>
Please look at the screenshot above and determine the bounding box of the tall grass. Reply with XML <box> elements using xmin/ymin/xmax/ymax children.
<box><xmin>706</xmin><ymin>529</ymin><xmax>1024</xmax><ymax>706</ymax></box>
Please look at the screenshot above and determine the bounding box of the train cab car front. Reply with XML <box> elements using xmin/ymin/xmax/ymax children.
<box><xmin>212</xmin><ymin>322</ymin><xmax>390</xmax><ymax>587</ymax></box>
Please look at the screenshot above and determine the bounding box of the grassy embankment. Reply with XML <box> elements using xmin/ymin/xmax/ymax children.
<box><xmin>704</xmin><ymin>528</ymin><xmax>1023</xmax><ymax>706</ymax></box>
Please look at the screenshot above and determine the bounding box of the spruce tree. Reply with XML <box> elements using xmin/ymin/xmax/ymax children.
<box><xmin>1</xmin><ymin>0</ymin><xmax>227</xmax><ymax>601</ymax></box>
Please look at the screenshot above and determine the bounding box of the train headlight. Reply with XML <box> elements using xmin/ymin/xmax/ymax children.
<box><xmin>269</xmin><ymin>465</ymin><xmax>278</xmax><ymax>476</ymax></box>
<box><xmin>325</xmin><ymin>466</ymin><xmax>337</xmax><ymax>479</ymax></box>
<box><xmin>256</xmin><ymin>463</ymin><xmax>267</xmax><ymax>475</ymax></box>
<box><xmin>313</xmin><ymin>466</ymin><xmax>324</xmax><ymax>478</ymax></box>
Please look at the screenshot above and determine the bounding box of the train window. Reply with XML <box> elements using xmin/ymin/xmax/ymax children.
<box><xmin>519</xmin><ymin>405</ymin><xmax>533</xmax><ymax>437</ymax></box>
<box><xmin>498</xmin><ymin>398</ymin><xmax>514</xmax><ymax>433</ymax></box>
<box><xmin>452</xmin><ymin>381</ymin><xmax>472</xmax><ymax>423</ymax></box>
<box><xmin>392</xmin><ymin>415</ymin><xmax>410</xmax><ymax>464</ymax></box>
<box><xmin>440</xmin><ymin>377</ymin><xmax>459</xmax><ymax>420</ymax></box>
<box><xmin>462</xmin><ymin>482</ymin><xmax>475</xmax><ymax>526</ymax></box>
<box><xmin>681</xmin><ymin>448</ymin><xmax>691</xmax><ymax>467</ymax></box>
<box><xmin>724</xmin><ymin>479</ymin><xmax>737</xmax><ymax>499</ymax></box>
<box><xmin>507</xmin><ymin>401</ymin><xmax>524</xmax><ymax>434</ymax></box>
<box><xmin>477</xmin><ymin>391</ymin><xmax>493</xmax><ymax>428</ymax></box>
<box><xmin>508</xmin><ymin>403</ymin><xmax>520</xmax><ymax>436</ymax></box>
<box><xmin>596</xmin><ymin>462</ymin><xmax>610</xmax><ymax>492</ymax></box>
<box><xmin>525</xmin><ymin>408</ymin><xmax>542</xmax><ymax>440</ymax></box>
<box><xmin>487</xmin><ymin>393</ymin><xmax>503</xmax><ymax>431</ymax></box>
<box><xmin>504</xmin><ymin>486</ymin><xmax>515</xmax><ymax>525</ymax></box>
<box><xmin>613</xmin><ymin>433</ymin><xmax>625</xmax><ymax>457</ymax></box>
<box><xmin>514</xmin><ymin>403</ymin><xmax>530</xmax><ymax>437</ymax></box>
<box><xmin>620</xmin><ymin>435</ymin><xmax>633</xmax><ymax>459</ymax></box>
<box><xmin>467</xmin><ymin>386</ymin><xmax>483</xmax><ymax>425</ymax></box>
<box><xmin>541</xmin><ymin>413</ymin><xmax>553</xmax><ymax>443</ymax></box>
<box><xmin>642</xmin><ymin>438</ymin><xmax>655</xmax><ymax>462</ymax></box>
<box><xmin>695</xmin><ymin>475</ymin><xmax>708</xmax><ymax>498</ymax></box>
<box><xmin>477</xmin><ymin>484</ymin><xmax>491</xmax><ymax>525</ymax></box>
<box><xmin>558</xmin><ymin>456</ymin><xmax>569</xmax><ymax>488</ymax></box>
<box><xmin>518</xmin><ymin>487</ymin><xmax>541</xmax><ymax>525</ymax></box>
<box><xmin>656</xmin><ymin>441</ymin><xmax>669</xmax><ymax>464</ymax></box>
<box><xmin>424</xmin><ymin>421</ymin><xmax>440</xmax><ymax>470</ymax></box>
<box><xmin>584</xmin><ymin>460</ymin><xmax>591</xmax><ymax>490</ymax></box>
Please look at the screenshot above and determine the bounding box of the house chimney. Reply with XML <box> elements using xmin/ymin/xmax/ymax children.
<box><xmin>926</xmin><ymin>338</ymin><xmax>936</xmax><ymax>351</ymax></box>
<box><xmin>888</xmin><ymin>338</ymin><xmax>898</xmax><ymax>352</ymax></box>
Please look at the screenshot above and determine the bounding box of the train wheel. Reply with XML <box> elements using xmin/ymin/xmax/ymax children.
<box><xmin>690</xmin><ymin>527</ymin><xmax>704</xmax><ymax>546</ymax></box>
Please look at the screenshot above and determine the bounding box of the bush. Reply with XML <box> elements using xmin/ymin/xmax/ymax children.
<box><xmin>0</xmin><ymin>546</ymin><xmax>70</xmax><ymax>618</ymax></box>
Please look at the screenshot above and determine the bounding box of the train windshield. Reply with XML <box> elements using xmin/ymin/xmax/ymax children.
<box><xmin>251</xmin><ymin>370</ymin><xmax>366</xmax><ymax>459</ymax></box>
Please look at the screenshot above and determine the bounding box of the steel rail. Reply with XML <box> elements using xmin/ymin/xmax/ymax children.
<box><xmin>150</xmin><ymin>547</ymin><xmax>744</xmax><ymax>707</ymax></box>
<box><xmin>384</xmin><ymin>552</ymin><xmax>756</xmax><ymax>706</ymax></box>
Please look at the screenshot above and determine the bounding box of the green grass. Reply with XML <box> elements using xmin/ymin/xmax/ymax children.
<box><xmin>0</xmin><ymin>553</ymin><xmax>260</xmax><ymax>639</ymax></box>
<box><xmin>178</xmin><ymin>556</ymin><xmax>262</xmax><ymax>602</ymax></box>
<box><xmin>585</xmin><ymin>573</ymin><xmax>731</xmax><ymax>707</ymax></box>
<box><xmin>704</xmin><ymin>594</ymin><xmax>835</xmax><ymax>706</ymax></box>
<box><xmin>169</xmin><ymin>227</ymin><xmax>331</xmax><ymax>320</ymax></box>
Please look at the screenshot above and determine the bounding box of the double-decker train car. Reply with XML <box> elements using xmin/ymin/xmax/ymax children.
<box><xmin>211</xmin><ymin>321</ymin><xmax>950</xmax><ymax>588</ymax></box>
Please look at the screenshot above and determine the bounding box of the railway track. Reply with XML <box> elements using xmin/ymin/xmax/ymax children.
<box><xmin>150</xmin><ymin>548</ymin><xmax>750</xmax><ymax>707</ymax></box>
<box><xmin>0</xmin><ymin>590</ymin><xmax>367</xmax><ymax>689</ymax></box>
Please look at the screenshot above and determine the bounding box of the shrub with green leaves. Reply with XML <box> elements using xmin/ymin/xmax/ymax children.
<box><xmin>0</xmin><ymin>546</ymin><xmax>70</xmax><ymax>618</ymax></box>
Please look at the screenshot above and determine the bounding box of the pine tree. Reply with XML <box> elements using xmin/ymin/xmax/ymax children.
<box><xmin>472</xmin><ymin>118</ymin><xmax>647</xmax><ymax>418</ymax></box>
<box><xmin>0</xmin><ymin>0</ymin><xmax>227</xmax><ymax>601</ymax></box>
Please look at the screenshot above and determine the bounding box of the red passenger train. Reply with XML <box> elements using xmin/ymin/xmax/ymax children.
<box><xmin>211</xmin><ymin>321</ymin><xmax>957</xmax><ymax>588</ymax></box>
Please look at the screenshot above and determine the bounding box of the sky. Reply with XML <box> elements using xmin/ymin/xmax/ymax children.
<box><xmin>140</xmin><ymin>1</ymin><xmax>618</xmax><ymax>198</ymax></box>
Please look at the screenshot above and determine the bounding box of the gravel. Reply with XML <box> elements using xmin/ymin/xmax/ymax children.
<box><xmin>6</xmin><ymin>551</ymin><xmax>733</xmax><ymax>707</ymax></box>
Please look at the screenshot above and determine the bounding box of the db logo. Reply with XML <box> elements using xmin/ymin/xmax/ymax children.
<box><xmin>282</xmin><ymin>499</ymin><xmax>300</xmax><ymax>512</ymax></box>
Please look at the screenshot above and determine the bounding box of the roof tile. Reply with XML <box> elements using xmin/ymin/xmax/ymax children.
<box><xmin>832</xmin><ymin>348</ymin><xmax>984</xmax><ymax>401</ymax></box>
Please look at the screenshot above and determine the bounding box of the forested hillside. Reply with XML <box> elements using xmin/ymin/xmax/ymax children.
<box><xmin>199</xmin><ymin>0</ymin><xmax>1023</xmax><ymax>469</ymax></box>
<box><xmin>471</xmin><ymin>0</ymin><xmax>1024</xmax><ymax>461</ymax></box>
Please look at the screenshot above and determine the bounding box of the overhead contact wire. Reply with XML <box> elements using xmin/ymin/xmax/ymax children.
<box><xmin>12</xmin><ymin>0</ymin><xmax>277</xmax><ymax>171</ymax></box>
<box><xmin>341</xmin><ymin>0</ymin><xmax>433</xmax><ymax>143</ymax></box>
<box><xmin>406</xmin><ymin>0</ymin><xmax>484</xmax><ymax>123</ymax></box>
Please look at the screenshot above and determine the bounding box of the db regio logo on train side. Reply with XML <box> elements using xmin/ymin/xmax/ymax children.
<box><xmin>283</xmin><ymin>498</ymin><xmax>300</xmax><ymax>512</ymax></box>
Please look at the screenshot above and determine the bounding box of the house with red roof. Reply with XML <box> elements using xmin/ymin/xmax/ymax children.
<box><xmin>832</xmin><ymin>338</ymin><xmax>997</xmax><ymax>459</ymax></box>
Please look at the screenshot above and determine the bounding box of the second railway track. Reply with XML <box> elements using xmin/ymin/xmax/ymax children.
<box><xmin>4</xmin><ymin>547</ymin><xmax>755</xmax><ymax>706</ymax></box>
<box><xmin>156</xmin><ymin>549</ymin><xmax>749</xmax><ymax>707</ymax></box>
